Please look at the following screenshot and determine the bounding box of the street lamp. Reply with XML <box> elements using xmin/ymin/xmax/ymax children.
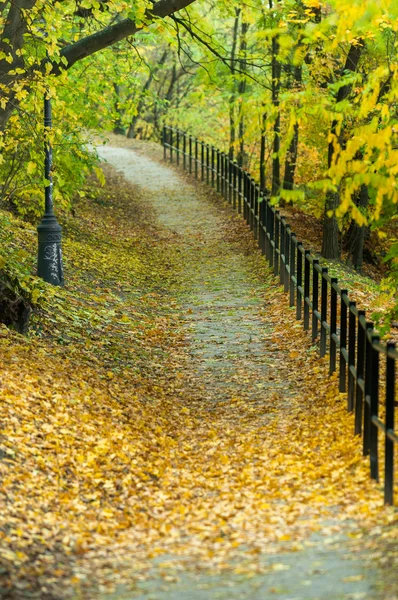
<box><xmin>37</xmin><ymin>94</ymin><xmax>64</xmax><ymax>286</ymax></box>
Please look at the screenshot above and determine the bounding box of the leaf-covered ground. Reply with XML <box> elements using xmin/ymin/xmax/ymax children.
<box><xmin>0</xmin><ymin>140</ymin><xmax>397</xmax><ymax>599</ymax></box>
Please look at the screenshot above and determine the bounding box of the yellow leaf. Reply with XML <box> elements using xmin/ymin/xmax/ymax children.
<box><xmin>27</xmin><ymin>161</ymin><xmax>37</xmax><ymax>175</ymax></box>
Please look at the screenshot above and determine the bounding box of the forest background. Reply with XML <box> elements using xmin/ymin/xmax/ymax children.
<box><xmin>0</xmin><ymin>0</ymin><xmax>397</xmax><ymax>327</ymax></box>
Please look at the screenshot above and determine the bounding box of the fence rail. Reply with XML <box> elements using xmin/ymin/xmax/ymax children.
<box><xmin>163</xmin><ymin>125</ymin><xmax>398</xmax><ymax>506</ymax></box>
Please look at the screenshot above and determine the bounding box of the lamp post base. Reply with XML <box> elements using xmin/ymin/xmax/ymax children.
<box><xmin>37</xmin><ymin>214</ymin><xmax>64</xmax><ymax>286</ymax></box>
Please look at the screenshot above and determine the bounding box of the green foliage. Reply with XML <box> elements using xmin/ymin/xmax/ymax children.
<box><xmin>0</xmin><ymin>118</ymin><xmax>100</xmax><ymax>220</ymax></box>
<box><xmin>0</xmin><ymin>0</ymin><xmax>397</xmax><ymax>315</ymax></box>
<box><xmin>0</xmin><ymin>213</ymin><xmax>46</xmax><ymax>306</ymax></box>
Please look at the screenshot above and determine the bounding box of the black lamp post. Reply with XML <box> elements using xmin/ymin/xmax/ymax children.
<box><xmin>37</xmin><ymin>95</ymin><xmax>64</xmax><ymax>286</ymax></box>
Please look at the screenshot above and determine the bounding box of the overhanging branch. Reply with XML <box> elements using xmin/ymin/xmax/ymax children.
<box><xmin>60</xmin><ymin>0</ymin><xmax>198</xmax><ymax>71</ymax></box>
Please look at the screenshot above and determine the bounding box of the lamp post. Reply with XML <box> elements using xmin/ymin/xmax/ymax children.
<box><xmin>37</xmin><ymin>95</ymin><xmax>64</xmax><ymax>286</ymax></box>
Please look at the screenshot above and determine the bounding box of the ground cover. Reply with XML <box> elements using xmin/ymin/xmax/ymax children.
<box><xmin>0</xmin><ymin>141</ymin><xmax>396</xmax><ymax>599</ymax></box>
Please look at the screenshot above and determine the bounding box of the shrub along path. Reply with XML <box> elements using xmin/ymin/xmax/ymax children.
<box><xmin>0</xmin><ymin>139</ymin><xmax>396</xmax><ymax>599</ymax></box>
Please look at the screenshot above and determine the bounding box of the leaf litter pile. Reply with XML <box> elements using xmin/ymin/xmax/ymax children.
<box><xmin>0</xmin><ymin>146</ymin><xmax>397</xmax><ymax>599</ymax></box>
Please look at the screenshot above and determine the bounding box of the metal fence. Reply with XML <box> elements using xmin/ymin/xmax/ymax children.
<box><xmin>163</xmin><ymin>124</ymin><xmax>398</xmax><ymax>506</ymax></box>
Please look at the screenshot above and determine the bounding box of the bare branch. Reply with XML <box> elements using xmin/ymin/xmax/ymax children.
<box><xmin>171</xmin><ymin>15</ymin><xmax>271</xmax><ymax>89</ymax></box>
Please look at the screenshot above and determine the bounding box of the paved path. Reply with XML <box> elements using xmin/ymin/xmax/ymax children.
<box><xmin>96</xmin><ymin>145</ymin><xmax>388</xmax><ymax>600</ymax></box>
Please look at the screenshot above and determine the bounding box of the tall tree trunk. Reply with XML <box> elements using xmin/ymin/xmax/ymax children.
<box><xmin>342</xmin><ymin>77</ymin><xmax>391</xmax><ymax>269</ymax></box>
<box><xmin>260</xmin><ymin>108</ymin><xmax>267</xmax><ymax>191</ymax></box>
<box><xmin>283</xmin><ymin>122</ymin><xmax>299</xmax><ymax>190</ymax></box>
<box><xmin>237</xmin><ymin>20</ymin><xmax>249</xmax><ymax>167</ymax></box>
<box><xmin>113</xmin><ymin>84</ymin><xmax>125</xmax><ymax>135</ymax></box>
<box><xmin>321</xmin><ymin>41</ymin><xmax>364</xmax><ymax>259</ymax></box>
<box><xmin>283</xmin><ymin>65</ymin><xmax>301</xmax><ymax>190</ymax></box>
<box><xmin>269</xmin><ymin>0</ymin><xmax>281</xmax><ymax>196</ymax></box>
<box><xmin>229</xmin><ymin>8</ymin><xmax>241</xmax><ymax>160</ymax></box>
<box><xmin>127</xmin><ymin>50</ymin><xmax>168</xmax><ymax>139</ymax></box>
<box><xmin>344</xmin><ymin>184</ymin><xmax>369</xmax><ymax>272</ymax></box>
<box><xmin>165</xmin><ymin>62</ymin><xmax>178</xmax><ymax>103</ymax></box>
<box><xmin>0</xmin><ymin>0</ymin><xmax>37</xmax><ymax>134</ymax></box>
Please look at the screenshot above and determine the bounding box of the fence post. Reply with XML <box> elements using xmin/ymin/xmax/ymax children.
<box><xmin>216</xmin><ymin>150</ymin><xmax>220</xmax><ymax>191</ymax></box>
<box><xmin>251</xmin><ymin>179</ymin><xmax>255</xmax><ymax>231</ymax></box>
<box><xmin>320</xmin><ymin>267</ymin><xmax>328</xmax><ymax>357</ymax></box>
<box><xmin>183</xmin><ymin>132</ymin><xmax>187</xmax><ymax>170</ymax></box>
<box><xmin>264</xmin><ymin>201</ymin><xmax>270</xmax><ymax>262</ymax></box>
<box><xmin>250</xmin><ymin>180</ymin><xmax>255</xmax><ymax>234</ymax></box>
<box><xmin>176</xmin><ymin>129</ymin><xmax>180</xmax><ymax>166</ymax></box>
<box><xmin>221</xmin><ymin>154</ymin><xmax>224</xmax><ymax>197</ymax></box>
<box><xmin>227</xmin><ymin>156</ymin><xmax>231</xmax><ymax>200</ymax></box>
<box><xmin>347</xmin><ymin>302</ymin><xmax>357</xmax><ymax>412</ymax></box>
<box><xmin>238</xmin><ymin>168</ymin><xmax>242</xmax><ymax>213</ymax></box>
<box><xmin>170</xmin><ymin>128</ymin><xmax>173</xmax><ymax>163</ymax></box>
<box><xmin>329</xmin><ymin>278</ymin><xmax>338</xmax><ymax>374</ymax></box>
<box><xmin>224</xmin><ymin>156</ymin><xmax>228</xmax><ymax>200</ymax></box>
<box><xmin>163</xmin><ymin>125</ymin><xmax>167</xmax><ymax>161</ymax></box>
<box><xmin>233</xmin><ymin>162</ymin><xmax>237</xmax><ymax>209</ymax></box>
<box><xmin>255</xmin><ymin>184</ymin><xmax>260</xmax><ymax>241</ymax></box>
<box><xmin>220</xmin><ymin>153</ymin><xmax>225</xmax><ymax>197</ymax></box>
<box><xmin>296</xmin><ymin>243</ymin><xmax>303</xmax><ymax>319</ymax></box>
<box><xmin>303</xmin><ymin>250</ymin><xmax>311</xmax><ymax>331</ymax></box>
<box><xmin>206</xmin><ymin>144</ymin><xmax>210</xmax><ymax>185</ymax></box>
<box><xmin>339</xmin><ymin>291</ymin><xmax>348</xmax><ymax>393</ymax></box>
<box><xmin>289</xmin><ymin>234</ymin><xmax>296</xmax><ymax>307</ymax></box>
<box><xmin>259</xmin><ymin>196</ymin><xmax>266</xmax><ymax>255</ymax></box>
<box><xmin>247</xmin><ymin>174</ymin><xmax>252</xmax><ymax>224</ymax></box>
<box><xmin>274</xmin><ymin>211</ymin><xmax>280</xmax><ymax>277</ymax></box>
<box><xmin>384</xmin><ymin>342</ymin><xmax>396</xmax><ymax>505</ymax></box>
<box><xmin>195</xmin><ymin>139</ymin><xmax>198</xmax><ymax>178</ymax></box>
<box><xmin>243</xmin><ymin>172</ymin><xmax>247</xmax><ymax>221</ymax></box>
<box><xmin>225</xmin><ymin>155</ymin><xmax>232</xmax><ymax>204</ymax></box>
<box><xmin>369</xmin><ymin>335</ymin><xmax>380</xmax><ymax>481</ymax></box>
<box><xmin>226</xmin><ymin>157</ymin><xmax>230</xmax><ymax>201</ymax></box>
<box><xmin>189</xmin><ymin>135</ymin><xmax>192</xmax><ymax>174</ymax></box>
<box><xmin>354</xmin><ymin>311</ymin><xmax>366</xmax><ymax>434</ymax></box>
<box><xmin>363</xmin><ymin>322</ymin><xmax>374</xmax><ymax>455</ymax></box>
<box><xmin>312</xmin><ymin>259</ymin><xmax>319</xmax><ymax>341</ymax></box>
<box><xmin>280</xmin><ymin>218</ymin><xmax>286</xmax><ymax>286</ymax></box>
<box><xmin>284</xmin><ymin>225</ymin><xmax>291</xmax><ymax>293</ymax></box>
<box><xmin>201</xmin><ymin>141</ymin><xmax>204</xmax><ymax>181</ymax></box>
<box><xmin>269</xmin><ymin>206</ymin><xmax>275</xmax><ymax>270</ymax></box>
<box><xmin>242</xmin><ymin>172</ymin><xmax>247</xmax><ymax>221</ymax></box>
<box><xmin>211</xmin><ymin>147</ymin><xmax>215</xmax><ymax>187</ymax></box>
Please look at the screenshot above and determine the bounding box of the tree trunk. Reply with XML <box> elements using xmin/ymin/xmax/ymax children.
<box><xmin>269</xmin><ymin>0</ymin><xmax>281</xmax><ymax>196</ymax></box>
<box><xmin>113</xmin><ymin>84</ymin><xmax>125</xmax><ymax>135</ymax></box>
<box><xmin>260</xmin><ymin>109</ymin><xmax>267</xmax><ymax>191</ymax></box>
<box><xmin>283</xmin><ymin>122</ymin><xmax>299</xmax><ymax>190</ymax></box>
<box><xmin>322</xmin><ymin>190</ymin><xmax>341</xmax><ymax>258</ymax></box>
<box><xmin>321</xmin><ymin>41</ymin><xmax>364</xmax><ymax>259</ymax></box>
<box><xmin>271</xmin><ymin>34</ymin><xmax>281</xmax><ymax>195</ymax></box>
<box><xmin>237</xmin><ymin>20</ymin><xmax>249</xmax><ymax>167</ymax></box>
<box><xmin>228</xmin><ymin>8</ymin><xmax>241</xmax><ymax>160</ymax></box>
<box><xmin>165</xmin><ymin>62</ymin><xmax>178</xmax><ymax>102</ymax></box>
<box><xmin>283</xmin><ymin>65</ymin><xmax>301</xmax><ymax>190</ymax></box>
<box><xmin>0</xmin><ymin>0</ymin><xmax>37</xmax><ymax>133</ymax></box>
<box><xmin>344</xmin><ymin>184</ymin><xmax>369</xmax><ymax>272</ymax></box>
<box><xmin>127</xmin><ymin>50</ymin><xmax>168</xmax><ymax>139</ymax></box>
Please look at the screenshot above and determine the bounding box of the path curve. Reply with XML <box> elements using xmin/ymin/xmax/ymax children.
<box><xmin>97</xmin><ymin>144</ymin><xmax>385</xmax><ymax>600</ymax></box>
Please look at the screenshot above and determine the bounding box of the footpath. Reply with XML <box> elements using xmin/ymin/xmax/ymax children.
<box><xmin>95</xmin><ymin>141</ymin><xmax>396</xmax><ymax>600</ymax></box>
<box><xmin>0</xmin><ymin>139</ymin><xmax>396</xmax><ymax>600</ymax></box>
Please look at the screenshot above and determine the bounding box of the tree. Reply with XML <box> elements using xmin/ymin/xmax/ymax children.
<box><xmin>321</xmin><ymin>40</ymin><xmax>365</xmax><ymax>259</ymax></box>
<box><xmin>0</xmin><ymin>0</ymin><xmax>198</xmax><ymax>134</ymax></box>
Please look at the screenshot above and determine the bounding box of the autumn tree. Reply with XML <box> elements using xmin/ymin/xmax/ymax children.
<box><xmin>0</xmin><ymin>0</ymin><xmax>198</xmax><ymax>134</ymax></box>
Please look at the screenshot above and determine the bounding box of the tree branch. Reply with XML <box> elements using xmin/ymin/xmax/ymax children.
<box><xmin>59</xmin><ymin>0</ymin><xmax>197</xmax><ymax>71</ymax></box>
<box><xmin>171</xmin><ymin>15</ymin><xmax>271</xmax><ymax>88</ymax></box>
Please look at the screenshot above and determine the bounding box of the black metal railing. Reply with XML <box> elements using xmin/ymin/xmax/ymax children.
<box><xmin>163</xmin><ymin>125</ymin><xmax>398</xmax><ymax>506</ymax></box>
